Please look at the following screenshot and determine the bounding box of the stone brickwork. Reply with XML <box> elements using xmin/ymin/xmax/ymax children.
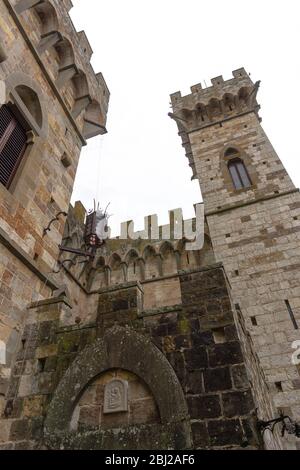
<box><xmin>0</xmin><ymin>0</ymin><xmax>109</xmax><ymax>412</ymax></box>
<box><xmin>59</xmin><ymin>202</ymin><xmax>215</xmax><ymax>315</ymax></box>
<box><xmin>1</xmin><ymin>0</ymin><xmax>297</xmax><ymax>450</ymax></box>
<box><xmin>0</xmin><ymin>266</ymin><xmax>262</xmax><ymax>450</ymax></box>
<box><xmin>171</xmin><ymin>68</ymin><xmax>300</xmax><ymax>449</ymax></box>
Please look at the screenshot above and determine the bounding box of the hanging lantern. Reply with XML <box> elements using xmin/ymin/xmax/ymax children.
<box><xmin>84</xmin><ymin>209</ymin><xmax>108</xmax><ymax>247</ymax></box>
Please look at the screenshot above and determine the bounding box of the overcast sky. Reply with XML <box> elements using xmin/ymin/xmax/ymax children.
<box><xmin>70</xmin><ymin>0</ymin><xmax>300</xmax><ymax>235</ymax></box>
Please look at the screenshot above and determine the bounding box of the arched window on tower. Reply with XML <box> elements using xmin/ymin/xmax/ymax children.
<box><xmin>0</xmin><ymin>105</ymin><xmax>27</xmax><ymax>188</ymax></box>
<box><xmin>228</xmin><ymin>158</ymin><xmax>252</xmax><ymax>190</ymax></box>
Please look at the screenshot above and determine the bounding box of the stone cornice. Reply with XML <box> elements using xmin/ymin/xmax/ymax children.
<box><xmin>205</xmin><ymin>188</ymin><xmax>300</xmax><ymax>217</ymax></box>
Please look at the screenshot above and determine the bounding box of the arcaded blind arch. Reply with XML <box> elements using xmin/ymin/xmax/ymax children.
<box><xmin>14</xmin><ymin>85</ymin><xmax>43</xmax><ymax>128</ymax></box>
<box><xmin>0</xmin><ymin>105</ymin><xmax>27</xmax><ymax>188</ymax></box>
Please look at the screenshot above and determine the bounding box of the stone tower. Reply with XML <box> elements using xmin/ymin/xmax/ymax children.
<box><xmin>170</xmin><ymin>68</ymin><xmax>300</xmax><ymax>448</ymax></box>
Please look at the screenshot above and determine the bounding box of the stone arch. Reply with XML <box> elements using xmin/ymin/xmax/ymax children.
<box><xmin>143</xmin><ymin>245</ymin><xmax>157</xmax><ymax>259</ymax></box>
<box><xmin>72</xmin><ymin>70</ymin><xmax>89</xmax><ymax>98</ymax></box>
<box><xmin>71</xmin><ymin>71</ymin><xmax>91</xmax><ymax>119</ymax></box>
<box><xmin>223</xmin><ymin>92</ymin><xmax>235</xmax><ymax>112</ymax></box>
<box><xmin>55</xmin><ymin>36</ymin><xmax>75</xmax><ymax>70</ymax></box>
<box><xmin>224</xmin><ymin>146</ymin><xmax>241</xmax><ymax>159</ymax></box>
<box><xmin>15</xmin><ymin>85</ymin><xmax>43</xmax><ymax>128</ymax></box>
<box><xmin>181</xmin><ymin>107</ymin><xmax>193</xmax><ymax>122</ymax></box>
<box><xmin>207</xmin><ymin>97</ymin><xmax>221</xmax><ymax>120</ymax></box>
<box><xmin>34</xmin><ymin>0</ymin><xmax>59</xmax><ymax>35</ymax></box>
<box><xmin>91</xmin><ymin>256</ymin><xmax>108</xmax><ymax>289</ymax></box>
<box><xmin>44</xmin><ymin>326</ymin><xmax>191</xmax><ymax>449</ymax></box>
<box><xmin>125</xmin><ymin>249</ymin><xmax>139</xmax><ymax>282</ymax></box>
<box><xmin>160</xmin><ymin>241</ymin><xmax>175</xmax><ymax>255</ymax></box>
<box><xmin>5</xmin><ymin>71</ymin><xmax>48</xmax><ymax>138</ymax></box>
<box><xmin>143</xmin><ymin>245</ymin><xmax>160</xmax><ymax>279</ymax></box>
<box><xmin>176</xmin><ymin>238</ymin><xmax>202</xmax><ymax>270</ymax></box>
<box><xmin>238</xmin><ymin>86</ymin><xmax>251</xmax><ymax>108</ymax></box>
<box><xmin>195</xmin><ymin>102</ymin><xmax>208</xmax><ymax>123</ymax></box>
<box><xmin>176</xmin><ymin>238</ymin><xmax>190</xmax><ymax>270</ymax></box>
<box><xmin>109</xmin><ymin>253</ymin><xmax>125</xmax><ymax>285</ymax></box>
<box><xmin>160</xmin><ymin>241</ymin><xmax>177</xmax><ymax>275</ymax></box>
<box><xmin>176</xmin><ymin>238</ymin><xmax>187</xmax><ymax>254</ymax></box>
<box><xmin>109</xmin><ymin>253</ymin><xmax>122</xmax><ymax>270</ymax></box>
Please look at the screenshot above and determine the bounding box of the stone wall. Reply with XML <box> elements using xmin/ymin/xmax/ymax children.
<box><xmin>0</xmin><ymin>266</ymin><xmax>262</xmax><ymax>450</ymax></box>
<box><xmin>207</xmin><ymin>192</ymin><xmax>300</xmax><ymax>449</ymax></box>
<box><xmin>170</xmin><ymin>68</ymin><xmax>300</xmax><ymax>449</ymax></box>
<box><xmin>0</xmin><ymin>0</ymin><xmax>109</xmax><ymax>412</ymax></box>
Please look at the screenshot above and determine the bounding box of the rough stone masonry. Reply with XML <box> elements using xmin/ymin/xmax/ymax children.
<box><xmin>0</xmin><ymin>0</ymin><xmax>299</xmax><ymax>450</ymax></box>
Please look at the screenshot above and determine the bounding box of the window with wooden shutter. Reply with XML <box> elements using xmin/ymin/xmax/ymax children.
<box><xmin>0</xmin><ymin>105</ymin><xmax>27</xmax><ymax>188</ymax></box>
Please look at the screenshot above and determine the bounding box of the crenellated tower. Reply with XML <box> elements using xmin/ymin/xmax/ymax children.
<box><xmin>171</xmin><ymin>68</ymin><xmax>300</xmax><ymax>449</ymax></box>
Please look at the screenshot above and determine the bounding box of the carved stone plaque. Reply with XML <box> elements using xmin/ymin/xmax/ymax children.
<box><xmin>103</xmin><ymin>379</ymin><xmax>128</xmax><ymax>414</ymax></box>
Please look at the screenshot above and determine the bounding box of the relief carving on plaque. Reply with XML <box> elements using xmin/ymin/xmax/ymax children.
<box><xmin>103</xmin><ymin>379</ymin><xmax>129</xmax><ymax>414</ymax></box>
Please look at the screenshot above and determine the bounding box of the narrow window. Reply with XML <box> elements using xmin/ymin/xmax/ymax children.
<box><xmin>0</xmin><ymin>105</ymin><xmax>27</xmax><ymax>188</ymax></box>
<box><xmin>38</xmin><ymin>358</ymin><xmax>46</xmax><ymax>373</ymax></box>
<box><xmin>285</xmin><ymin>300</ymin><xmax>299</xmax><ymax>330</ymax></box>
<box><xmin>228</xmin><ymin>158</ymin><xmax>252</xmax><ymax>190</ymax></box>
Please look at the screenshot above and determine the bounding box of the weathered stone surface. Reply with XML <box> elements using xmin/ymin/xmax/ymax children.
<box><xmin>203</xmin><ymin>366</ymin><xmax>232</xmax><ymax>392</ymax></box>
<box><xmin>187</xmin><ymin>395</ymin><xmax>221</xmax><ymax>419</ymax></box>
<box><xmin>171</xmin><ymin>70</ymin><xmax>300</xmax><ymax>449</ymax></box>
<box><xmin>1</xmin><ymin>263</ymin><xmax>260</xmax><ymax>450</ymax></box>
<box><xmin>208</xmin><ymin>342</ymin><xmax>244</xmax><ymax>367</ymax></box>
<box><xmin>222</xmin><ymin>390</ymin><xmax>255</xmax><ymax>418</ymax></box>
<box><xmin>208</xmin><ymin>419</ymin><xmax>244</xmax><ymax>447</ymax></box>
<box><xmin>191</xmin><ymin>421</ymin><xmax>209</xmax><ymax>448</ymax></box>
<box><xmin>231</xmin><ymin>364</ymin><xmax>250</xmax><ymax>389</ymax></box>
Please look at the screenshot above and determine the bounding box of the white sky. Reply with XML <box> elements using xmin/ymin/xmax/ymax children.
<box><xmin>70</xmin><ymin>0</ymin><xmax>300</xmax><ymax>235</ymax></box>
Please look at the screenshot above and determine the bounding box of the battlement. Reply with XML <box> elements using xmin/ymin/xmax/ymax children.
<box><xmin>169</xmin><ymin>67</ymin><xmax>261</xmax><ymax>141</ymax></box>
<box><xmin>65</xmin><ymin>202</ymin><xmax>214</xmax><ymax>288</ymax></box>
<box><xmin>6</xmin><ymin>0</ymin><xmax>110</xmax><ymax>140</ymax></box>
<box><xmin>71</xmin><ymin>201</ymin><xmax>207</xmax><ymax>243</ymax></box>
<box><xmin>171</xmin><ymin>68</ymin><xmax>253</xmax><ymax>108</ymax></box>
<box><xmin>118</xmin><ymin>205</ymin><xmax>203</xmax><ymax>242</ymax></box>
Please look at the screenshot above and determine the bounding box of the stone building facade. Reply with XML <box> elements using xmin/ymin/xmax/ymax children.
<box><xmin>0</xmin><ymin>0</ymin><xmax>299</xmax><ymax>451</ymax></box>
<box><xmin>0</xmin><ymin>204</ymin><xmax>263</xmax><ymax>449</ymax></box>
<box><xmin>0</xmin><ymin>0</ymin><xmax>109</xmax><ymax>427</ymax></box>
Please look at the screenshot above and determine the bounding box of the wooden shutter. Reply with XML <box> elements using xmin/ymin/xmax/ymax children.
<box><xmin>0</xmin><ymin>105</ymin><xmax>27</xmax><ymax>188</ymax></box>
